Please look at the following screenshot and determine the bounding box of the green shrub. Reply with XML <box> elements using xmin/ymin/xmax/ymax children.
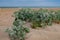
<box><xmin>13</xmin><ymin>8</ymin><xmax>60</xmax><ymax>29</ymax></box>
<box><xmin>14</xmin><ymin>8</ymin><xmax>34</xmax><ymax>22</ymax></box>
<box><xmin>6</xmin><ymin>20</ymin><xmax>29</xmax><ymax>40</ymax></box>
<box><xmin>31</xmin><ymin>9</ymin><xmax>53</xmax><ymax>28</ymax></box>
<box><xmin>56</xmin><ymin>10</ymin><xmax>60</xmax><ymax>21</ymax></box>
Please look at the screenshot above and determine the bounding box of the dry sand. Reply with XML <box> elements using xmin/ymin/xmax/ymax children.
<box><xmin>0</xmin><ymin>8</ymin><xmax>60</xmax><ymax>40</ymax></box>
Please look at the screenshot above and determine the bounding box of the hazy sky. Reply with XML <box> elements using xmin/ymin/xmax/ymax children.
<box><xmin>0</xmin><ymin>0</ymin><xmax>60</xmax><ymax>7</ymax></box>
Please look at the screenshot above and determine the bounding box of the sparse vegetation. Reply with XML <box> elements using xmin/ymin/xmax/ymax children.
<box><xmin>14</xmin><ymin>8</ymin><xmax>60</xmax><ymax>28</ymax></box>
<box><xmin>6</xmin><ymin>8</ymin><xmax>60</xmax><ymax>40</ymax></box>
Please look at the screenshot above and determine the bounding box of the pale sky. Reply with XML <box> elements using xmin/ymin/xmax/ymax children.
<box><xmin>0</xmin><ymin>0</ymin><xmax>60</xmax><ymax>7</ymax></box>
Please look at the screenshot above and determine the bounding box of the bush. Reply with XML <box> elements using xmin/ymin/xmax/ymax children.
<box><xmin>14</xmin><ymin>8</ymin><xmax>34</xmax><ymax>22</ymax></box>
<box><xmin>13</xmin><ymin>8</ymin><xmax>60</xmax><ymax>28</ymax></box>
<box><xmin>6</xmin><ymin>19</ymin><xmax>30</xmax><ymax>40</ymax></box>
<box><xmin>31</xmin><ymin>9</ymin><xmax>53</xmax><ymax>28</ymax></box>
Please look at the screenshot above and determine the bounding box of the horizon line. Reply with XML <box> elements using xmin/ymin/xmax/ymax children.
<box><xmin>0</xmin><ymin>6</ymin><xmax>60</xmax><ymax>8</ymax></box>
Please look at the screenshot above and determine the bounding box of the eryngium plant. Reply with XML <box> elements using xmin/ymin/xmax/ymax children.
<box><xmin>6</xmin><ymin>20</ymin><xmax>30</xmax><ymax>40</ymax></box>
<box><xmin>13</xmin><ymin>8</ymin><xmax>60</xmax><ymax>28</ymax></box>
<box><xmin>14</xmin><ymin>8</ymin><xmax>34</xmax><ymax>22</ymax></box>
<box><xmin>31</xmin><ymin>9</ymin><xmax>53</xmax><ymax>28</ymax></box>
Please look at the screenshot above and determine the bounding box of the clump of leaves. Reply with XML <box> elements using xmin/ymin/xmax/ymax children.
<box><xmin>13</xmin><ymin>8</ymin><xmax>60</xmax><ymax>29</ymax></box>
<box><xmin>31</xmin><ymin>21</ymin><xmax>43</xmax><ymax>28</ymax></box>
<box><xmin>14</xmin><ymin>8</ymin><xmax>34</xmax><ymax>22</ymax></box>
<box><xmin>31</xmin><ymin>9</ymin><xmax>54</xmax><ymax>28</ymax></box>
<box><xmin>6</xmin><ymin>20</ymin><xmax>30</xmax><ymax>40</ymax></box>
<box><xmin>54</xmin><ymin>10</ymin><xmax>60</xmax><ymax>23</ymax></box>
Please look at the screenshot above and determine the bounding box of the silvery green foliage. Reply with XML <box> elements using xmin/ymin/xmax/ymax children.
<box><xmin>6</xmin><ymin>19</ymin><xmax>29</xmax><ymax>40</ymax></box>
<box><xmin>55</xmin><ymin>10</ymin><xmax>60</xmax><ymax>21</ymax></box>
<box><xmin>13</xmin><ymin>8</ymin><xmax>60</xmax><ymax>28</ymax></box>
<box><xmin>13</xmin><ymin>19</ymin><xmax>26</xmax><ymax>26</ymax></box>
<box><xmin>14</xmin><ymin>8</ymin><xmax>34</xmax><ymax>22</ymax></box>
<box><xmin>13</xmin><ymin>8</ymin><xmax>54</xmax><ymax>28</ymax></box>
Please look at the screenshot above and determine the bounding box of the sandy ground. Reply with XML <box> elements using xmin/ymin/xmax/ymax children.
<box><xmin>0</xmin><ymin>8</ymin><xmax>60</xmax><ymax>40</ymax></box>
<box><xmin>0</xmin><ymin>8</ymin><xmax>20</xmax><ymax>26</ymax></box>
<box><xmin>0</xmin><ymin>23</ymin><xmax>60</xmax><ymax>40</ymax></box>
